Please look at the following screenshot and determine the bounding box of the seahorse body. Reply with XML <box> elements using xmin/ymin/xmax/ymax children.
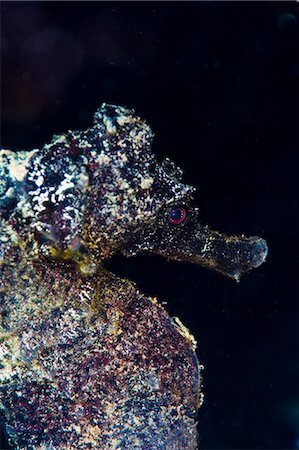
<box><xmin>0</xmin><ymin>104</ymin><xmax>267</xmax><ymax>449</ymax></box>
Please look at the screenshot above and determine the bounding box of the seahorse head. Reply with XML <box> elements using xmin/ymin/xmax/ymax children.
<box><xmin>1</xmin><ymin>104</ymin><xmax>267</xmax><ymax>279</ymax></box>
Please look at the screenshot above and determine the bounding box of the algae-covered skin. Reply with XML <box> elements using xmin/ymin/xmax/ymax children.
<box><xmin>0</xmin><ymin>104</ymin><xmax>267</xmax><ymax>449</ymax></box>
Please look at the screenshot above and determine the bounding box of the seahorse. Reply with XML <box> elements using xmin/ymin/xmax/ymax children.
<box><xmin>0</xmin><ymin>104</ymin><xmax>267</xmax><ymax>449</ymax></box>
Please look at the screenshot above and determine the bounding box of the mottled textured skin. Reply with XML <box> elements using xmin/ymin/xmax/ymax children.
<box><xmin>0</xmin><ymin>104</ymin><xmax>267</xmax><ymax>449</ymax></box>
<box><xmin>1</xmin><ymin>257</ymin><xmax>200</xmax><ymax>449</ymax></box>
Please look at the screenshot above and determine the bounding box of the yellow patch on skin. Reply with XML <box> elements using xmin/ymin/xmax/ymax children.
<box><xmin>45</xmin><ymin>245</ymin><xmax>99</xmax><ymax>277</ymax></box>
<box><xmin>173</xmin><ymin>317</ymin><xmax>197</xmax><ymax>352</ymax></box>
<box><xmin>106</xmin><ymin>305</ymin><xmax>124</xmax><ymax>337</ymax></box>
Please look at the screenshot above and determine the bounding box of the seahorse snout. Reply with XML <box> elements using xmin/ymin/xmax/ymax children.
<box><xmin>145</xmin><ymin>221</ymin><xmax>268</xmax><ymax>282</ymax></box>
<box><xmin>249</xmin><ymin>238</ymin><xmax>268</xmax><ymax>268</ymax></box>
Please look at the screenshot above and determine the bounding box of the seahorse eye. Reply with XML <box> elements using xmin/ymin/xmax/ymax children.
<box><xmin>168</xmin><ymin>207</ymin><xmax>187</xmax><ymax>224</ymax></box>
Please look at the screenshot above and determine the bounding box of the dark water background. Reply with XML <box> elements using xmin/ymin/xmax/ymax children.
<box><xmin>1</xmin><ymin>2</ymin><xmax>298</xmax><ymax>449</ymax></box>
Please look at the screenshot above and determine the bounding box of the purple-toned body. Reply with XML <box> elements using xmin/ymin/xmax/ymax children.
<box><xmin>0</xmin><ymin>104</ymin><xmax>267</xmax><ymax>449</ymax></box>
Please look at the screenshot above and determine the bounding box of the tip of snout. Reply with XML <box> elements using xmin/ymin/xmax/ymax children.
<box><xmin>250</xmin><ymin>238</ymin><xmax>268</xmax><ymax>268</ymax></box>
<box><xmin>226</xmin><ymin>237</ymin><xmax>268</xmax><ymax>281</ymax></box>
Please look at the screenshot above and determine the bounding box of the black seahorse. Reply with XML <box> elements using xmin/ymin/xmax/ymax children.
<box><xmin>0</xmin><ymin>104</ymin><xmax>267</xmax><ymax>449</ymax></box>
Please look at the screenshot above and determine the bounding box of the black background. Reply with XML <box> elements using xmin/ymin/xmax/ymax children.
<box><xmin>1</xmin><ymin>2</ymin><xmax>298</xmax><ymax>449</ymax></box>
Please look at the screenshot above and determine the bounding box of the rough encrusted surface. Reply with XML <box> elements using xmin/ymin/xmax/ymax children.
<box><xmin>0</xmin><ymin>104</ymin><xmax>202</xmax><ymax>449</ymax></box>
<box><xmin>0</xmin><ymin>256</ymin><xmax>201</xmax><ymax>449</ymax></box>
<box><xmin>0</xmin><ymin>104</ymin><xmax>193</xmax><ymax>270</ymax></box>
<box><xmin>0</xmin><ymin>103</ymin><xmax>267</xmax><ymax>449</ymax></box>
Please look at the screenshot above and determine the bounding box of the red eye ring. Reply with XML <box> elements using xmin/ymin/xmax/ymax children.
<box><xmin>168</xmin><ymin>207</ymin><xmax>187</xmax><ymax>224</ymax></box>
